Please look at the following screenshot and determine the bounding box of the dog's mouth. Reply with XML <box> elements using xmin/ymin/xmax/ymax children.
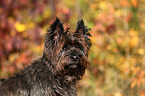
<box><xmin>64</xmin><ymin>63</ymin><xmax>79</xmax><ymax>69</ymax></box>
<box><xmin>68</xmin><ymin>63</ymin><xmax>78</xmax><ymax>68</ymax></box>
<box><xmin>63</xmin><ymin>63</ymin><xmax>80</xmax><ymax>76</ymax></box>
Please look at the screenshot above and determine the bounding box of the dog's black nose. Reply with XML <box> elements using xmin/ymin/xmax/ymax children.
<box><xmin>71</xmin><ymin>55</ymin><xmax>79</xmax><ymax>60</ymax></box>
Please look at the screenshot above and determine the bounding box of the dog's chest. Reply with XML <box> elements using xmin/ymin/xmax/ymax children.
<box><xmin>29</xmin><ymin>83</ymin><xmax>77</xmax><ymax>96</ymax></box>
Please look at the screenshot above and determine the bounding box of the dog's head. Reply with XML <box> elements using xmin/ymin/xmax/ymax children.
<box><xmin>44</xmin><ymin>18</ymin><xmax>91</xmax><ymax>80</ymax></box>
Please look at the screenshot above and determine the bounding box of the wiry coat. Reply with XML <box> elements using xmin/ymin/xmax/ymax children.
<box><xmin>0</xmin><ymin>18</ymin><xmax>91</xmax><ymax>96</ymax></box>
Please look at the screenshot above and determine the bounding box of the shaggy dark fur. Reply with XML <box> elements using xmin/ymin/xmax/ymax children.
<box><xmin>0</xmin><ymin>18</ymin><xmax>91</xmax><ymax>96</ymax></box>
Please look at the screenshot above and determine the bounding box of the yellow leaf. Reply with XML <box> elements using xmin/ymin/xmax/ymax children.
<box><xmin>114</xmin><ymin>92</ymin><xmax>122</xmax><ymax>96</ymax></box>
<box><xmin>43</xmin><ymin>7</ymin><xmax>51</xmax><ymax>19</ymax></box>
<box><xmin>141</xmin><ymin>23</ymin><xmax>145</xmax><ymax>30</ymax></box>
<box><xmin>129</xmin><ymin>37</ymin><xmax>139</xmax><ymax>47</ymax></box>
<box><xmin>28</xmin><ymin>22</ymin><xmax>34</xmax><ymax>28</ymax></box>
<box><xmin>15</xmin><ymin>22</ymin><xmax>26</xmax><ymax>32</ymax></box>
<box><xmin>9</xmin><ymin>53</ymin><xmax>19</xmax><ymax>63</ymax></box>
<box><xmin>115</xmin><ymin>10</ymin><xmax>122</xmax><ymax>17</ymax></box>
<box><xmin>99</xmin><ymin>1</ymin><xmax>107</xmax><ymax>10</ymax></box>
<box><xmin>138</xmin><ymin>48</ymin><xmax>144</xmax><ymax>55</ymax></box>
<box><xmin>129</xmin><ymin>29</ymin><xmax>138</xmax><ymax>36</ymax></box>
<box><xmin>91</xmin><ymin>37</ymin><xmax>97</xmax><ymax>44</ymax></box>
<box><xmin>129</xmin><ymin>29</ymin><xmax>139</xmax><ymax>47</ymax></box>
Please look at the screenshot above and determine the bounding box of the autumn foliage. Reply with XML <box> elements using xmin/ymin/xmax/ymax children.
<box><xmin>0</xmin><ymin>0</ymin><xmax>145</xmax><ymax>96</ymax></box>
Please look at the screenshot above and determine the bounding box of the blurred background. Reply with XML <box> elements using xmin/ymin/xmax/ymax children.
<box><xmin>0</xmin><ymin>0</ymin><xmax>145</xmax><ymax>96</ymax></box>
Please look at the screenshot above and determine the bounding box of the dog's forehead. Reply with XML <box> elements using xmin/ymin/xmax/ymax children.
<box><xmin>66</xmin><ymin>33</ymin><xmax>79</xmax><ymax>42</ymax></box>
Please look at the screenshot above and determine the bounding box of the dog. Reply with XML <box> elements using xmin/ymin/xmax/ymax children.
<box><xmin>0</xmin><ymin>17</ymin><xmax>91</xmax><ymax>96</ymax></box>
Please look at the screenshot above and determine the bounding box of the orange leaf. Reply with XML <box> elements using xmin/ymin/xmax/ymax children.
<box><xmin>140</xmin><ymin>90</ymin><xmax>145</xmax><ymax>96</ymax></box>
<box><xmin>131</xmin><ymin>0</ymin><xmax>138</xmax><ymax>7</ymax></box>
<box><xmin>120</xmin><ymin>0</ymin><xmax>130</xmax><ymax>7</ymax></box>
<box><xmin>131</xmin><ymin>80</ymin><xmax>136</xmax><ymax>88</ymax></box>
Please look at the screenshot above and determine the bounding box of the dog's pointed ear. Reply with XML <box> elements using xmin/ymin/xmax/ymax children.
<box><xmin>75</xmin><ymin>19</ymin><xmax>92</xmax><ymax>50</ymax></box>
<box><xmin>50</xmin><ymin>17</ymin><xmax>64</xmax><ymax>32</ymax></box>
<box><xmin>75</xmin><ymin>19</ymin><xmax>91</xmax><ymax>36</ymax></box>
<box><xmin>48</xmin><ymin>17</ymin><xmax>64</xmax><ymax>40</ymax></box>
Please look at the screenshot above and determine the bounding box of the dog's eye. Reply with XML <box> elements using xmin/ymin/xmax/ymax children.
<box><xmin>63</xmin><ymin>46</ymin><xmax>67</xmax><ymax>50</ymax></box>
